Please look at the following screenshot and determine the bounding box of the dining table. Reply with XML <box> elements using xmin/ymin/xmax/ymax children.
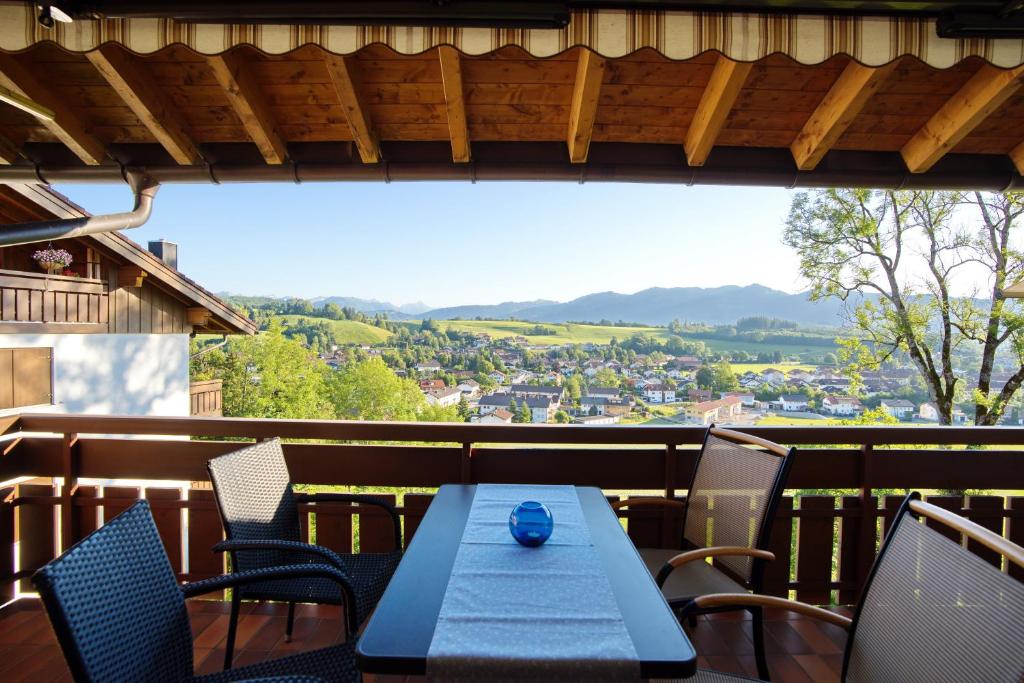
<box><xmin>356</xmin><ymin>483</ymin><xmax>697</xmax><ymax>680</ymax></box>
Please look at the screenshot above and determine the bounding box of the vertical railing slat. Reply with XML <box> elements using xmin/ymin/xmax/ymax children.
<box><xmin>359</xmin><ymin>494</ymin><xmax>398</xmax><ymax>553</ymax></box>
<box><xmin>72</xmin><ymin>485</ymin><xmax>99</xmax><ymax>544</ymax></box>
<box><xmin>313</xmin><ymin>503</ymin><xmax>353</xmax><ymax>555</ymax></box>
<box><xmin>795</xmin><ymin>495</ymin><xmax>834</xmax><ymax>605</ymax></box>
<box><xmin>964</xmin><ymin>495</ymin><xmax>1004</xmax><ymax>568</ymax></box>
<box><xmin>146</xmin><ymin>488</ymin><xmax>183</xmax><ymax>576</ymax></box>
<box><xmin>186</xmin><ymin>489</ymin><xmax>225</xmax><ymax>583</ymax></box>
<box><xmin>17</xmin><ymin>483</ymin><xmax>55</xmax><ymax>593</ymax></box>
<box><xmin>1007</xmin><ymin>497</ymin><xmax>1024</xmax><ymax>582</ymax></box>
<box><xmin>838</xmin><ymin>494</ymin><xmax>875</xmax><ymax>604</ymax></box>
<box><xmin>0</xmin><ymin>487</ymin><xmax>14</xmax><ymax>603</ymax></box>
<box><xmin>762</xmin><ymin>495</ymin><xmax>793</xmax><ymax>598</ymax></box>
<box><xmin>403</xmin><ymin>494</ymin><xmax>435</xmax><ymax>546</ymax></box>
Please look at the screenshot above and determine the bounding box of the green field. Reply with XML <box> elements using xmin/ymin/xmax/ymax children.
<box><xmin>409</xmin><ymin>319</ymin><xmax>674</xmax><ymax>345</ymax></box>
<box><xmin>279</xmin><ymin>315</ymin><xmax>393</xmax><ymax>344</ymax></box>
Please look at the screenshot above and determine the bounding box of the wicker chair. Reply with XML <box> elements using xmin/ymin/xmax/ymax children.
<box><xmin>32</xmin><ymin>499</ymin><xmax>359</xmax><ymax>683</ymax></box>
<box><xmin>676</xmin><ymin>492</ymin><xmax>1024</xmax><ymax>682</ymax></box>
<box><xmin>207</xmin><ymin>438</ymin><xmax>402</xmax><ymax>669</ymax></box>
<box><xmin>612</xmin><ymin>426</ymin><xmax>794</xmax><ymax>680</ymax></box>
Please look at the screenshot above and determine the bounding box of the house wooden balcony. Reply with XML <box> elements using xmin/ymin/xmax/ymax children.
<box><xmin>0</xmin><ymin>413</ymin><xmax>1022</xmax><ymax>682</ymax></box>
<box><xmin>189</xmin><ymin>379</ymin><xmax>224</xmax><ymax>417</ymax></box>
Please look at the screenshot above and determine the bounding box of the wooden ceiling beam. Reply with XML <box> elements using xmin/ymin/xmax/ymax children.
<box><xmin>0</xmin><ymin>54</ymin><xmax>106</xmax><ymax>165</ymax></box>
<box><xmin>791</xmin><ymin>61</ymin><xmax>896</xmax><ymax>171</ymax></box>
<box><xmin>901</xmin><ymin>64</ymin><xmax>1024</xmax><ymax>174</ymax></box>
<box><xmin>87</xmin><ymin>45</ymin><xmax>201</xmax><ymax>165</ymax></box>
<box><xmin>685</xmin><ymin>56</ymin><xmax>753</xmax><ymax>167</ymax></box>
<box><xmin>207</xmin><ymin>52</ymin><xmax>288</xmax><ymax>165</ymax></box>
<box><xmin>567</xmin><ymin>49</ymin><xmax>606</xmax><ymax>164</ymax></box>
<box><xmin>438</xmin><ymin>46</ymin><xmax>470</xmax><ymax>163</ymax></box>
<box><xmin>324</xmin><ymin>54</ymin><xmax>381</xmax><ymax>164</ymax></box>
<box><xmin>1011</xmin><ymin>141</ymin><xmax>1024</xmax><ymax>175</ymax></box>
<box><xmin>0</xmin><ymin>132</ymin><xmax>24</xmax><ymax>165</ymax></box>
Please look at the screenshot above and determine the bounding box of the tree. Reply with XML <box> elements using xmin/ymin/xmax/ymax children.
<box><xmin>518</xmin><ymin>400</ymin><xmax>533</xmax><ymax>424</ymax></box>
<box><xmin>695</xmin><ymin>364</ymin><xmax>715</xmax><ymax>389</ymax></box>
<box><xmin>563</xmin><ymin>375</ymin><xmax>582</xmax><ymax>401</ymax></box>
<box><xmin>330</xmin><ymin>357</ymin><xmax>425</xmax><ymax>421</ymax></box>
<box><xmin>785</xmin><ymin>189</ymin><xmax>1024</xmax><ymax>425</ymax></box>
<box><xmin>509</xmin><ymin>399</ymin><xmax>523</xmax><ymax>423</ymax></box>
<box><xmin>457</xmin><ymin>393</ymin><xmax>471</xmax><ymax>420</ymax></box>
<box><xmin>196</xmin><ymin>320</ymin><xmax>335</xmax><ymax>419</ymax></box>
<box><xmin>712</xmin><ymin>360</ymin><xmax>739</xmax><ymax>393</ymax></box>
<box><xmin>593</xmin><ymin>367</ymin><xmax>619</xmax><ymax>388</ymax></box>
<box><xmin>554</xmin><ymin>410</ymin><xmax>571</xmax><ymax>423</ymax></box>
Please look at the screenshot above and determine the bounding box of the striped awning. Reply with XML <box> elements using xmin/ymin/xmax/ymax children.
<box><xmin>2</xmin><ymin>5</ymin><xmax>1024</xmax><ymax>68</ymax></box>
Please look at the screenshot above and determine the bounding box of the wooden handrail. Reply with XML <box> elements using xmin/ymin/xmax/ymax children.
<box><xmin>13</xmin><ymin>412</ymin><xmax>1024</xmax><ymax>445</ymax></box>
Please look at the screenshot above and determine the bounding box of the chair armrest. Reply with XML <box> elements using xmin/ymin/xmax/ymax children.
<box><xmin>181</xmin><ymin>563</ymin><xmax>355</xmax><ymax>600</ymax></box>
<box><xmin>683</xmin><ymin>593</ymin><xmax>853</xmax><ymax>630</ymax></box>
<box><xmin>610</xmin><ymin>498</ymin><xmax>686</xmax><ymax>511</ymax></box>
<box><xmin>213</xmin><ymin>539</ymin><xmax>351</xmax><ymax>575</ymax></box>
<box><xmin>296</xmin><ymin>492</ymin><xmax>402</xmax><ymax>550</ymax></box>
<box><xmin>655</xmin><ymin>546</ymin><xmax>775</xmax><ymax>588</ymax></box>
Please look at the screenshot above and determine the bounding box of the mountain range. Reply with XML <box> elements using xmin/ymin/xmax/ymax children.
<box><xmin>233</xmin><ymin>285</ymin><xmax>847</xmax><ymax>327</ymax></box>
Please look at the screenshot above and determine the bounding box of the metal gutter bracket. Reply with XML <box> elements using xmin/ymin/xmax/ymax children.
<box><xmin>0</xmin><ymin>170</ymin><xmax>160</xmax><ymax>247</ymax></box>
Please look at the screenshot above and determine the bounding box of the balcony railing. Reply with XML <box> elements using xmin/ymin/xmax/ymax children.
<box><xmin>189</xmin><ymin>380</ymin><xmax>223</xmax><ymax>417</ymax></box>
<box><xmin>0</xmin><ymin>269</ymin><xmax>107</xmax><ymax>331</ymax></box>
<box><xmin>1</xmin><ymin>413</ymin><xmax>1023</xmax><ymax>606</ymax></box>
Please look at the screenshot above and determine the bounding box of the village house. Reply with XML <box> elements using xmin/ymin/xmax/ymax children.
<box><xmin>473</xmin><ymin>407</ymin><xmax>514</xmax><ymax>424</ymax></box>
<box><xmin>574</xmin><ymin>414</ymin><xmax>620</xmax><ymax>425</ymax></box>
<box><xmin>488</xmin><ymin>370</ymin><xmax>506</xmax><ymax>384</ymax></box>
<box><xmin>881</xmin><ymin>399</ymin><xmax>916</xmax><ymax>421</ymax></box>
<box><xmin>822</xmin><ymin>395</ymin><xmax>863</xmax><ymax>417</ymax></box>
<box><xmin>477</xmin><ymin>393</ymin><xmax>554</xmax><ymax>424</ymax></box>
<box><xmin>720</xmin><ymin>391</ymin><xmax>755</xmax><ymax>407</ymax></box>
<box><xmin>415</xmin><ymin>360</ymin><xmax>442</xmax><ymax>375</ymax></box>
<box><xmin>509</xmin><ymin>384</ymin><xmax>563</xmax><ymax>408</ymax></box>
<box><xmin>419</xmin><ymin>379</ymin><xmax>445</xmax><ymax>391</ymax></box>
<box><xmin>779</xmin><ymin>394</ymin><xmax>810</xmax><ymax>412</ymax></box>
<box><xmin>688</xmin><ymin>388</ymin><xmax>712</xmax><ymax>403</ymax></box>
<box><xmin>684</xmin><ymin>397</ymin><xmax>742</xmax><ymax>425</ymax></box>
<box><xmin>643</xmin><ymin>384</ymin><xmax>676</xmax><ymax>404</ymax></box>
<box><xmin>424</xmin><ymin>387</ymin><xmax>461</xmax><ymax>408</ymax></box>
<box><xmin>761</xmin><ymin>368</ymin><xmax>786</xmax><ymax>383</ymax></box>
<box><xmin>586</xmin><ymin>386</ymin><xmax>620</xmax><ymax>399</ymax></box>
<box><xmin>456</xmin><ymin>379</ymin><xmax>481</xmax><ymax>398</ymax></box>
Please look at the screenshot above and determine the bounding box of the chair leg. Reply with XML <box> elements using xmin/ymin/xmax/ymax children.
<box><xmin>752</xmin><ymin>606</ymin><xmax>771</xmax><ymax>681</ymax></box>
<box><xmin>285</xmin><ymin>601</ymin><xmax>296</xmax><ymax>642</ymax></box>
<box><xmin>223</xmin><ymin>591</ymin><xmax>241</xmax><ymax>671</ymax></box>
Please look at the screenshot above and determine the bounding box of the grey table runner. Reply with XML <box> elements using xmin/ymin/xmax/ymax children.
<box><xmin>426</xmin><ymin>484</ymin><xmax>641</xmax><ymax>682</ymax></box>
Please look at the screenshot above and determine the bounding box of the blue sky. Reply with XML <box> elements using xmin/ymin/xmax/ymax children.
<box><xmin>55</xmin><ymin>182</ymin><xmax>800</xmax><ymax>308</ymax></box>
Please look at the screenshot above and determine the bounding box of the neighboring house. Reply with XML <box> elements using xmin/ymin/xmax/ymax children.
<box><xmin>425</xmin><ymin>387</ymin><xmax>461</xmax><ymax>408</ymax></box>
<box><xmin>475</xmin><ymin>407</ymin><xmax>513</xmax><ymax>424</ymax></box>
<box><xmin>644</xmin><ymin>384</ymin><xmax>676</xmax><ymax>403</ymax></box>
<box><xmin>0</xmin><ymin>184</ymin><xmax>256</xmax><ymax>419</ymax></box>
<box><xmin>509</xmin><ymin>384</ymin><xmax>563</xmax><ymax>407</ymax></box>
<box><xmin>720</xmin><ymin>391</ymin><xmax>755</xmax><ymax>407</ymax></box>
<box><xmin>419</xmin><ymin>379</ymin><xmax>445</xmax><ymax>391</ymax></box>
<box><xmin>488</xmin><ymin>371</ymin><xmax>506</xmax><ymax>383</ymax></box>
<box><xmin>688</xmin><ymin>388</ymin><xmax>712</xmax><ymax>403</ymax></box>
<box><xmin>457</xmin><ymin>379</ymin><xmax>481</xmax><ymax>398</ymax></box>
<box><xmin>684</xmin><ymin>397</ymin><xmax>742</xmax><ymax>425</ymax></box>
<box><xmin>881</xmin><ymin>399</ymin><xmax>915</xmax><ymax>420</ymax></box>
<box><xmin>779</xmin><ymin>394</ymin><xmax>810</xmax><ymax>412</ymax></box>
<box><xmin>761</xmin><ymin>368</ymin><xmax>786</xmax><ymax>383</ymax></box>
<box><xmin>477</xmin><ymin>393</ymin><xmax>554</xmax><ymax>423</ymax></box>
<box><xmin>586</xmin><ymin>386</ymin><xmax>620</xmax><ymax>399</ymax></box>
<box><xmin>415</xmin><ymin>360</ymin><xmax>442</xmax><ymax>374</ymax></box>
<box><xmin>919</xmin><ymin>402</ymin><xmax>940</xmax><ymax>421</ymax></box>
<box><xmin>822</xmin><ymin>395</ymin><xmax>863</xmax><ymax>416</ymax></box>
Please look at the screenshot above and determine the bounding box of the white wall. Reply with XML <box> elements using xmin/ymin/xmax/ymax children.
<box><xmin>0</xmin><ymin>333</ymin><xmax>190</xmax><ymax>417</ymax></box>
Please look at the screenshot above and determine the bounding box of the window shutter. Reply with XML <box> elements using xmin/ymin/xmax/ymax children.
<box><xmin>11</xmin><ymin>347</ymin><xmax>53</xmax><ymax>407</ymax></box>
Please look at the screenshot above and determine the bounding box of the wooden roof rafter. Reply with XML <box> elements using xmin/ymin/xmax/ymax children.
<box><xmin>790</xmin><ymin>60</ymin><xmax>897</xmax><ymax>170</ymax></box>
<box><xmin>324</xmin><ymin>53</ymin><xmax>381</xmax><ymax>164</ymax></box>
<box><xmin>0</xmin><ymin>131</ymin><xmax>23</xmax><ymax>165</ymax></box>
<box><xmin>684</xmin><ymin>55</ymin><xmax>752</xmax><ymax>167</ymax></box>
<box><xmin>567</xmin><ymin>49</ymin><xmax>606</xmax><ymax>164</ymax></box>
<box><xmin>1012</xmin><ymin>142</ymin><xmax>1024</xmax><ymax>175</ymax></box>
<box><xmin>901</xmin><ymin>64</ymin><xmax>1024</xmax><ymax>173</ymax></box>
<box><xmin>207</xmin><ymin>51</ymin><xmax>288</xmax><ymax>165</ymax></box>
<box><xmin>438</xmin><ymin>46</ymin><xmax>470</xmax><ymax>163</ymax></box>
<box><xmin>86</xmin><ymin>44</ymin><xmax>202</xmax><ymax>165</ymax></box>
<box><xmin>0</xmin><ymin>53</ymin><xmax>106</xmax><ymax>165</ymax></box>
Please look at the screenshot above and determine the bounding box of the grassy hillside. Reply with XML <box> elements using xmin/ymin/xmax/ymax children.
<box><xmin>278</xmin><ymin>315</ymin><xmax>393</xmax><ymax>344</ymax></box>
<box><xmin>411</xmin><ymin>319</ymin><xmax>673</xmax><ymax>345</ymax></box>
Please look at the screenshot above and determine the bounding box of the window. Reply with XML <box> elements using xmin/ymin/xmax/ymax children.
<box><xmin>0</xmin><ymin>347</ymin><xmax>53</xmax><ymax>409</ymax></box>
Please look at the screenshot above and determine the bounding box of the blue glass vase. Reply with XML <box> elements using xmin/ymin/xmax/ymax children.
<box><xmin>509</xmin><ymin>501</ymin><xmax>554</xmax><ymax>547</ymax></box>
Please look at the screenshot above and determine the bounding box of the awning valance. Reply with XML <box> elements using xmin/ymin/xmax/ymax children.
<box><xmin>2</xmin><ymin>5</ymin><xmax>1024</xmax><ymax>69</ymax></box>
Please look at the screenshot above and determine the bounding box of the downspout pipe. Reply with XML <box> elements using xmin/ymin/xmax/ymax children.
<box><xmin>0</xmin><ymin>172</ymin><xmax>159</xmax><ymax>247</ymax></box>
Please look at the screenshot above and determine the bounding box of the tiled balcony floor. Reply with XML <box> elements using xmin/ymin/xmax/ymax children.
<box><xmin>0</xmin><ymin>597</ymin><xmax>850</xmax><ymax>682</ymax></box>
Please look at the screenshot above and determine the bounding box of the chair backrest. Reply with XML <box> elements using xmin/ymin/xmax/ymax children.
<box><xmin>207</xmin><ymin>437</ymin><xmax>302</xmax><ymax>572</ymax></box>
<box><xmin>843</xmin><ymin>494</ymin><xmax>1024</xmax><ymax>683</ymax></box>
<box><xmin>32</xmin><ymin>500</ymin><xmax>193</xmax><ymax>683</ymax></box>
<box><xmin>682</xmin><ymin>427</ymin><xmax>793</xmax><ymax>584</ymax></box>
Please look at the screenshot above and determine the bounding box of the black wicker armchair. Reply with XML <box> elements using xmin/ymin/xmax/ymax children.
<box><xmin>207</xmin><ymin>438</ymin><xmax>402</xmax><ymax>669</ymax></box>
<box><xmin>680</xmin><ymin>493</ymin><xmax>1024</xmax><ymax>682</ymax></box>
<box><xmin>31</xmin><ymin>499</ymin><xmax>359</xmax><ymax>683</ymax></box>
<box><xmin>612</xmin><ymin>426</ymin><xmax>794</xmax><ymax>680</ymax></box>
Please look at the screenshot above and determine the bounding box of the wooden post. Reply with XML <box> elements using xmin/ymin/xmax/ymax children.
<box><xmin>0</xmin><ymin>486</ymin><xmax>14</xmax><ymax>603</ymax></box>
<box><xmin>662</xmin><ymin>443</ymin><xmax>677</xmax><ymax>547</ymax></box>
<box><xmin>60</xmin><ymin>432</ymin><xmax>79</xmax><ymax>551</ymax></box>
<box><xmin>855</xmin><ymin>443</ymin><xmax>876</xmax><ymax>594</ymax></box>
<box><xmin>461</xmin><ymin>442</ymin><xmax>473</xmax><ymax>483</ymax></box>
